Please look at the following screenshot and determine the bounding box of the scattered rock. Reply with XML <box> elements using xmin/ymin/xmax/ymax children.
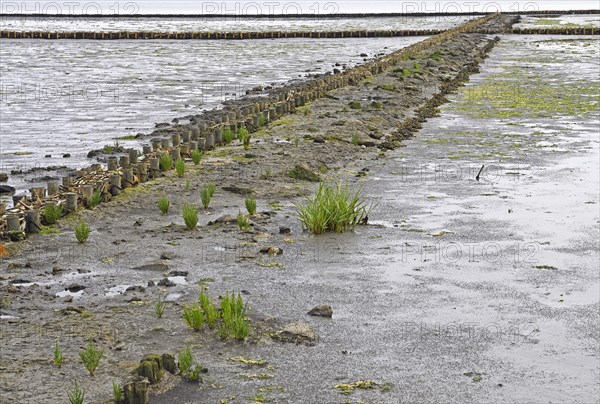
<box><xmin>131</xmin><ymin>262</ymin><xmax>170</xmax><ymax>272</ymax></box>
<box><xmin>157</xmin><ymin>278</ymin><xmax>176</xmax><ymax>287</ymax></box>
<box><xmin>223</xmin><ymin>185</ymin><xmax>253</xmax><ymax>195</ymax></box>
<box><xmin>126</xmin><ymin>285</ymin><xmax>146</xmax><ymax>293</ymax></box>
<box><xmin>9</xmin><ymin>279</ymin><xmax>31</xmax><ymax>285</ymax></box>
<box><xmin>259</xmin><ymin>246</ymin><xmax>283</xmax><ymax>256</ymax></box>
<box><xmin>307</xmin><ymin>304</ymin><xmax>333</xmax><ymax>318</ymax></box>
<box><xmin>45</xmin><ymin>154</ymin><xmax>51</xmax><ymax>158</ymax></box>
<box><xmin>0</xmin><ymin>173</ymin><xmax>7</xmax><ymax>182</ymax></box>
<box><xmin>288</xmin><ymin>164</ymin><xmax>320</xmax><ymax>182</ymax></box>
<box><xmin>52</xmin><ymin>266</ymin><xmax>65</xmax><ymax>275</ymax></box>
<box><xmin>279</xmin><ymin>227</ymin><xmax>291</xmax><ymax>234</ymax></box>
<box><xmin>67</xmin><ymin>284</ymin><xmax>85</xmax><ymax>293</ymax></box>
<box><xmin>160</xmin><ymin>251</ymin><xmax>173</xmax><ymax>260</ymax></box>
<box><xmin>272</xmin><ymin>322</ymin><xmax>317</xmax><ymax>345</ymax></box>
<box><xmin>63</xmin><ymin>296</ymin><xmax>73</xmax><ymax>303</ymax></box>
<box><xmin>62</xmin><ymin>153</ymin><xmax>71</xmax><ymax>158</ymax></box>
<box><xmin>208</xmin><ymin>214</ymin><xmax>237</xmax><ymax>225</ymax></box>
<box><xmin>0</xmin><ymin>185</ymin><xmax>16</xmax><ymax>195</ymax></box>
<box><xmin>168</xmin><ymin>270</ymin><xmax>188</xmax><ymax>277</ymax></box>
<box><xmin>313</xmin><ymin>136</ymin><xmax>325</xmax><ymax>144</ymax></box>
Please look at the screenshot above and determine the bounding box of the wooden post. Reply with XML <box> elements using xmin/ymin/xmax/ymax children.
<box><xmin>170</xmin><ymin>148</ymin><xmax>181</xmax><ymax>162</ymax></box>
<box><xmin>62</xmin><ymin>176</ymin><xmax>74</xmax><ymax>188</ymax></box>
<box><xmin>172</xmin><ymin>133</ymin><xmax>180</xmax><ymax>147</ymax></box>
<box><xmin>205</xmin><ymin>133</ymin><xmax>215</xmax><ymax>150</ymax></box>
<box><xmin>161</xmin><ymin>138</ymin><xmax>171</xmax><ymax>149</ymax></box>
<box><xmin>214</xmin><ymin>128</ymin><xmax>222</xmax><ymax>146</ymax></box>
<box><xmin>152</xmin><ymin>139</ymin><xmax>161</xmax><ymax>151</ymax></box>
<box><xmin>30</xmin><ymin>187</ymin><xmax>46</xmax><ymax>202</ymax></box>
<box><xmin>7</xmin><ymin>214</ymin><xmax>21</xmax><ymax>232</ymax></box>
<box><xmin>0</xmin><ymin>203</ymin><xmax>5</xmax><ymax>216</ymax></box>
<box><xmin>191</xmin><ymin>126</ymin><xmax>200</xmax><ymax>140</ymax></box>
<box><xmin>65</xmin><ymin>193</ymin><xmax>78</xmax><ymax>212</ymax></box>
<box><xmin>110</xmin><ymin>174</ymin><xmax>122</xmax><ymax>196</ymax></box>
<box><xmin>25</xmin><ymin>210</ymin><xmax>40</xmax><ymax>234</ymax></box>
<box><xmin>108</xmin><ymin>156</ymin><xmax>118</xmax><ymax>171</ymax></box>
<box><xmin>81</xmin><ymin>185</ymin><xmax>94</xmax><ymax>202</ymax></box>
<box><xmin>189</xmin><ymin>141</ymin><xmax>198</xmax><ymax>151</ymax></box>
<box><xmin>197</xmin><ymin>137</ymin><xmax>206</xmax><ymax>151</ymax></box>
<box><xmin>142</xmin><ymin>145</ymin><xmax>152</xmax><ymax>155</ymax></box>
<box><xmin>122</xmin><ymin>169</ymin><xmax>134</xmax><ymax>189</ymax></box>
<box><xmin>182</xmin><ymin>132</ymin><xmax>190</xmax><ymax>143</ymax></box>
<box><xmin>149</xmin><ymin>158</ymin><xmax>160</xmax><ymax>179</ymax></box>
<box><xmin>47</xmin><ymin>181</ymin><xmax>60</xmax><ymax>196</ymax></box>
<box><xmin>91</xmin><ymin>163</ymin><xmax>102</xmax><ymax>171</ymax></box>
<box><xmin>180</xmin><ymin>143</ymin><xmax>190</xmax><ymax>157</ymax></box>
<box><xmin>119</xmin><ymin>155</ymin><xmax>130</xmax><ymax>168</ymax></box>
<box><xmin>128</xmin><ymin>148</ymin><xmax>138</xmax><ymax>164</ymax></box>
<box><xmin>137</xmin><ymin>163</ymin><xmax>148</xmax><ymax>183</ymax></box>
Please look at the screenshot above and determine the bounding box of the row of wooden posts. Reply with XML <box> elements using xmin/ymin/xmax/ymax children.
<box><xmin>0</xmin><ymin>13</ymin><xmax>501</xmax><ymax>238</ymax></box>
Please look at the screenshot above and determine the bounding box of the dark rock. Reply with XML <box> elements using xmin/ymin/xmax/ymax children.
<box><xmin>45</xmin><ymin>155</ymin><xmax>51</xmax><ymax>158</ymax></box>
<box><xmin>272</xmin><ymin>322</ymin><xmax>317</xmax><ymax>345</ymax></box>
<box><xmin>333</xmin><ymin>68</ymin><xmax>341</xmax><ymax>74</ymax></box>
<box><xmin>147</xmin><ymin>281</ymin><xmax>155</xmax><ymax>287</ymax></box>
<box><xmin>62</xmin><ymin>153</ymin><xmax>71</xmax><ymax>158</ymax></box>
<box><xmin>308</xmin><ymin>304</ymin><xmax>333</xmax><ymax>318</ymax></box>
<box><xmin>52</xmin><ymin>266</ymin><xmax>65</xmax><ymax>275</ymax></box>
<box><xmin>288</xmin><ymin>164</ymin><xmax>320</xmax><ymax>182</ymax></box>
<box><xmin>67</xmin><ymin>284</ymin><xmax>86</xmax><ymax>293</ymax></box>
<box><xmin>87</xmin><ymin>150</ymin><xmax>100</xmax><ymax>158</ymax></box>
<box><xmin>360</xmin><ymin>53</ymin><xmax>368</xmax><ymax>57</ymax></box>
<box><xmin>9</xmin><ymin>279</ymin><xmax>31</xmax><ymax>285</ymax></box>
<box><xmin>169</xmin><ymin>270</ymin><xmax>188</xmax><ymax>277</ymax></box>
<box><xmin>157</xmin><ymin>278</ymin><xmax>176</xmax><ymax>287</ymax></box>
<box><xmin>259</xmin><ymin>246</ymin><xmax>283</xmax><ymax>256</ymax></box>
<box><xmin>0</xmin><ymin>185</ymin><xmax>16</xmax><ymax>195</ymax></box>
<box><xmin>131</xmin><ymin>262</ymin><xmax>169</xmax><ymax>272</ymax></box>
<box><xmin>222</xmin><ymin>185</ymin><xmax>253</xmax><ymax>195</ymax></box>
<box><xmin>0</xmin><ymin>173</ymin><xmax>7</xmax><ymax>182</ymax></box>
<box><xmin>279</xmin><ymin>227</ymin><xmax>291</xmax><ymax>234</ymax></box>
<box><xmin>126</xmin><ymin>285</ymin><xmax>146</xmax><ymax>293</ymax></box>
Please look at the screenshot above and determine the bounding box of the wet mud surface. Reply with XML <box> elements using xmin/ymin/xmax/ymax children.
<box><xmin>1</xmin><ymin>32</ymin><xmax>599</xmax><ymax>403</ymax></box>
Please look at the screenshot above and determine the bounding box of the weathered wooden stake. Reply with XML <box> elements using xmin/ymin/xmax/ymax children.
<box><xmin>119</xmin><ymin>155</ymin><xmax>130</xmax><ymax>168</ymax></box>
<box><xmin>170</xmin><ymin>148</ymin><xmax>181</xmax><ymax>162</ymax></box>
<box><xmin>128</xmin><ymin>148</ymin><xmax>138</xmax><ymax>164</ymax></box>
<box><xmin>110</xmin><ymin>174</ymin><xmax>122</xmax><ymax>196</ymax></box>
<box><xmin>161</xmin><ymin>138</ymin><xmax>171</xmax><ymax>149</ymax></box>
<box><xmin>7</xmin><ymin>214</ymin><xmax>20</xmax><ymax>232</ymax></box>
<box><xmin>65</xmin><ymin>193</ymin><xmax>78</xmax><ymax>211</ymax></box>
<box><xmin>25</xmin><ymin>209</ymin><xmax>40</xmax><ymax>234</ymax></box>
<box><xmin>149</xmin><ymin>158</ymin><xmax>160</xmax><ymax>178</ymax></box>
<box><xmin>62</xmin><ymin>176</ymin><xmax>74</xmax><ymax>188</ymax></box>
<box><xmin>108</xmin><ymin>157</ymin><xmax>118</xmax><ymax>171</ymax></box>
<box><xmin>122</xmin><ymin>169</ymin><xmax>134</xmax><ymax>189</ymax></box>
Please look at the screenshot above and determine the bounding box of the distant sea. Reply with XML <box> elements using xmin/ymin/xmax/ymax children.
<box><xmin>1</xmin><ymin>0</ymin><xmax>598</xmax><ymax>15</ymax></box>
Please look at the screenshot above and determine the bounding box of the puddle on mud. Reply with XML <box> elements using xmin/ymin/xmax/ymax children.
<box><xmin>55</xmin><ymin>289</ymin><xmax>84</xmax><ymax>299</ymax></box>
<box><xmin>167</xmin><ymin>276</ymin><xmax>187</xmax><ymax>285</ymax></box>
<box><xmin>105</xmin><ymin>284</ymin><xmax>132</xmax><ymax>297</ymax></box>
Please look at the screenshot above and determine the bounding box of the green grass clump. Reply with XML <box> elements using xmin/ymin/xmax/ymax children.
<box><xmin>191</xmin><ymin>149</ymin><xmax>202</xmax><ymax>165</ymax></box>
<box><xmin>245</xmin><ymin>196</ymin><xmax>257</xmax><ymax>215</ymax></box>
<box><xmin>293</xmin><ymin>135</ymin><xmax>300</xmax><ymax>147</ymax></box>
<box><xmin>371</xmin><ymin>101</ymin><xmax>383</xmax><ymax>109</ymax></box>
<box><xmin>199</xmin><ymin>290</ymin><xmax>219</xmax><ymax>329</ymax></box>
<box><xmin>220</xmin><ymin>291</ymin><xmax>249</xmax><ymax>340</ymax></box>
<box><xmin>351</xmin><ymin>133</ymin><xmax>360</xmax><ymax>146</ymax></box>
<box><xmin>237</xmin><ymin>127</ymin><xmax>249</xmax><ymax>141</ymax></box>
<box><xmin>378</xmin><ymin>84</ymin><xmax>396</xmax><ymax>92</ymax></box>
<box><xmin>88</xmin><ymin>188</ymin><xmax>102</xmax><ymax>209</ymax></box>
<box><xmin>183</xmin><ymin>304</ymin><xmax>204</xmax><ymax>331</ymax></box>
<box><xmin>348</xmin><ymin>101</ymin><xmax>362</xmax><ymax>110</ymax></box>
<box><xmin>222</xmin><ymin>128</ymin><xmax>235</xmax><ymax>144</ymax></box>
<box><xmin>207</xmin><ymin>183</ymin><xmax>216</xmax><ymax>198</ymax></box>
<box><xmin>175</xmin><ymin>158</ymin><xmax>186</xmax><ymax>177</ymax></box>
<box><xmin>157</xmin><ymin>196</ymin><xmax>170</xmax><ymax>214</ymax></box>
<box><xmin>182</xmin><ymin>204</ymin><xmax>198</xmax><ymax>230</ymax></box>
<box><xmin>80</xmin><ymin>341</ymin><xmax>104</xmax><ymax>377</ymax></box>
<box><xmin>74</xmin><ymin>222</ymin><xmax>90</xmax><ymax>244</ymax></box>
<box><xmin>159</xmin><ymin>154</ymin><xmax>173</xmax><ymax>171</ymax></box>
<box><xmin>68</xmin><ymin>382</ymin><xmax>85</xmax><ymax>404</ymax></box>
<box><xmin>241</xmin><ymin>129</ymin><xmax>251</xmax><ymax>150</ymax></box>
<box><xmin>257</xmin><ymin>114</ymin><xmax>266</xmax><ymax>127</ymax></box>
<box><xmin>413</xmin><ymin>62</ymin><xmax>422</xmax><ymax>73</ymax></box>
<box><xmin>178</xmin><ymin>346</ymin><xmax>193</xmax><ymax>374</ymax></box>
<box><xmin>112</xmin><ymin>382</ymin><xmax>122</xmax><ymax>402</ymax></box>
<box><xmin>43</xmin><ymin>204</ymin><xmax>63</xmax><ymax>225</ymax></box>
<box><xmin>297</xmin><ymin>183</ymin><xmax>372</xmax><ymax>234</ymax></box>
<box><xmin>54</xmin><ymin>342</ymin><xmax>63</xmax><ymax>368</ymax></box>
<box><xmin>155</xmin><ymin>296</ymin><xmax>165</xmax><ymax>318</ymax></box>
<box><xmin>200</xmin><ymin>187</ymin><xmax>212</xmax><ymax>210</ymax></box>
<box><xmin>237</xmin><ymin>212</ymin><xmax>251</xmax><ymax>231</ymax></box>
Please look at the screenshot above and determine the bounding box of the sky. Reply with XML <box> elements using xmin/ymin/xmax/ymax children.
<box><xmin>0</xmin><ymin>1</ymin><xmax>598</xmax><ymax>14</ymax></box>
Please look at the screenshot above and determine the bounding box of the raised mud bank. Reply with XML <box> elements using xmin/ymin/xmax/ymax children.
<box><xmin>0</xmin><ymin>13</ymin><xmax>506</xmax><ymax>239</ymax></box>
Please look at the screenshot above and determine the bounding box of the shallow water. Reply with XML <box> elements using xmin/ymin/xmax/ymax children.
<box><xmin>0</xmin><ymin>36</ymin><xmax>424</xmax><ymax>191</ymax></box>
<box><xmin>0</xmin><ymin>15</ymin><xmax>475</xmax><ymax>32</ymax></box>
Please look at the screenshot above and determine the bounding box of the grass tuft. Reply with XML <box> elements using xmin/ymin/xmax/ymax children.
<box><xmin>155</xmin><ymin>296</ymin><xmax>165</xmax><ymax>318</ymax></box>
<box><xmin>237</xmin><ymin>212</ymin><xmax>251</xmax><ymax>231</ymax></box>
<box><xmin>88</xmin><ymin>188</ymin><xmax>102</xmax><ymax>209</ymax></box>
<box><xmin>54</xmin><ymin>342</ymin><xmax>63</xmax><ymax>368</ymax></box>
<box><xmin>191</xmin><ymin>149</ymin><xmax>202</xmax><ymax>165</ymax></box>
<box><xmin>200</xmin><ymin>187</ymin><xmax>212</xmax><ymax>210</ymax></box>
<box><xmin>220</xmin><ymin>291</ymin><xmax>249</xmax><ymax>340</ymax></box>
<box><xmin>183</xmin><ymin>304</ymin><xmax>204</xmax><ymax>331</ymax></box>
<box><xmin>79</xmin><ymin>341</ymin><xmax>104</xmax><ymax>377</ymax></box>
<box><xmin>178</xmin><ymin>346</ymin><xmax>193</xmax><ymax>374</ymax></box>
<box><xmin>159</xmin><ymin>154</ymin><xmax>173</xmax><ymax>171</ymax></box>
<box><xmin>112</xmin><ymin>382</ymin><xmax>122</xmax><ymax>402</ymax></box>
<box><xmin>43</xmin><ymin>204</ymin><xmax>63</xmax><ymax>225</ymax></box>
<box><xmin>199</xmin><ymin>290</ymin><xmax>219</xmax><ymax>329</ymax></box>
<box><xmin>175</xmin><ymin>158</ymin><xmax>186</xmax><ymax>177</ymax></box>
<box><xmin>245</xmin><ymin>196</ymin><xmax>257</xmax><ymax>215</ymax></box>
<box><xmin>182</xmin><ymin>204</ymin><xmax>198</xmax><ymax>230</ymax></box>
<box><xmin>74</xmin><ymin>221</ymin><xmax>90</xmax><ymax>243</ymax></box>
<box><xmin>296</xmin><ymin>183</ymin><xmax>372</xmax><ymax>234</ymax></box>
<box><xmin>157</xmin><ymin>196</ymin><xmax>170</xmax><ymax>214</ymax></box>
<box><xmin>68</xmin><ymin>382</ymin><xmax>85</xmax><ymax>404</ymax></box>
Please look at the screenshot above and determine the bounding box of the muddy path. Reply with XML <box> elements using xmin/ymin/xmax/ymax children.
<box><xmin>1</xmin><ymin>30</ymin><xmax>599</xmax><ymax>404</ymax></box>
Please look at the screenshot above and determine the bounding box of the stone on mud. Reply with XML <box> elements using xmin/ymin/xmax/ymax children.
<box><xmin>131</xmin><ymin>262</ymin><xmax>170</xmax><ymax>272</ymax></box>
<box><xmin>307</xmin><ymin>304</ymin><xmax>333</xmax><ymax>318</ymax></box>
<box><xmin>288</xmin><ymin>164</ymin><xmax>320</xmax><ymax>182</ymax></box>
<box><xmin>273</xmin><ymin>322</ymin><xmax>318</xmax><ymax>344</ymax></box>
